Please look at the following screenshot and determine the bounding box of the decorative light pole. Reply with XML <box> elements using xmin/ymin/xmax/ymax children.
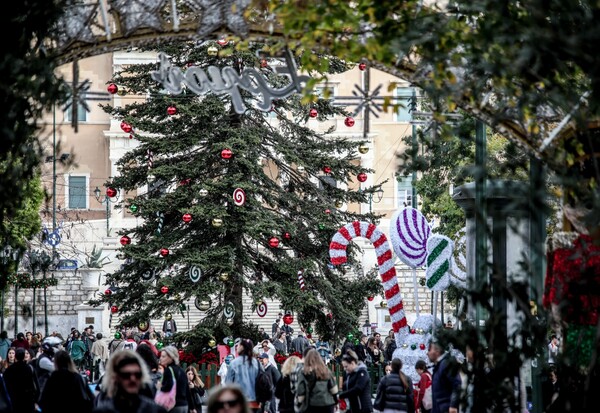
<box><xmin>94</xmin><ymin>186</ymin><xmax>118</xmax><ymax>236</ymax></box>
<box><xmin>367</xmin><ymin>188</ymin><xmax>384</xmax><ymax>213</ymax></box>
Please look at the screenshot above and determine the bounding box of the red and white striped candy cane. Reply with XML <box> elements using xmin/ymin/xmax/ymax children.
<box><xmin>330</xmin><ymin>221</ymin><xmax>408</xmax><ymax>339</ymax></box>
<box><xmin>297</xmin><ymin>269</ymin><xmax>306</xmax><ymax>291</ymax></box>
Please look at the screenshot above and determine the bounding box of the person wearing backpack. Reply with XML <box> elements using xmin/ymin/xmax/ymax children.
<box><xmin>225</xmin><ymin>339</ymin><xmax>261</xmax><ymax>412</ymax></box>
<box><xmin>69</xmin><ymin>331</ymin><xmax>88</xmax><ymax>371</ymax></box>
<box><xmin>295</xmin><ymin>349</ymin><xmax>338</xmax><ymax>413</ymax></box>
<box><xmin>374</xmin><ymin>358</ymin><xmax>414</xmax><ymax>413</ymax></box>
<box><xmin>415</xmin><ymin>360</ymin><xmax>432</xmax><ymax>413</ymax></box>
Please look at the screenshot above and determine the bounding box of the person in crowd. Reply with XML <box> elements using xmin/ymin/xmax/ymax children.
<box><xmin>385</xmin><ymin>363</ymin><xmax>392</xmax><ymax>375</ymax></box>
<box><xmin>338</xmin><ymin>350</ymin><xmax>372</xmax><ymax>413</ymax></box>
<box><xmin>290</xmin><ymin>346</ymin><xmax>313</xmax><ymax>400</ymax></box>
<box><xmin>12</xmin><ymin>332</ymin><xmax>30</xmax><ymax>349</ymax></box>
<box><xmin>0</xmin><ymin>347</ymin><xmax>15</xmax><ymax>373</ymax></box>
<box><xmin>118</xmin><ymin>332</ymin><xmax>139</xmax><ymax>352</ymax></box>
<box><xmin>225</xmin><ymin>338</ymin><xmax>261</xmax><ymax>412</ymax></box>
<box><xmin>0</xmin><ymin>371</ymin><xmax>11</xmax><ymax>412</ymax></box>
<box><xmin>92</xmin><ymin>332</ymin><xmax>110</xmax><ymax>376</ymax></box>
<box><xmin>69</xmin><ymin>330</ymin><xmax>88</xmax><ymax>370</ymax></box>
<box><xmin>281</xmin><ymin>324</ymin><xmax>294</xmax><ymax>350</ymax></box>
<box><xmin>415</xmin><ymin>360</ymin><xmax>432</xmax><ymax>413</ymax></box>
<box><xmin>39</xmin><ymin>350</ymin><xmax>93</xmax><ymax>413</ymax></box>
<box><xmin>296</xmin><ymin>349</ymin><xmax>338</xmax><ymax>413</ymax></box>
<box><xmin>31</xmin><ymin>342</ymin><xmax>56</xmax><ymax>397</ymax></box>
<box><xmin>259</xmin><ymin>328</ymin><xmax>270</xmax><ymax>341</ymax></box>
<box><xmin>273</xmin><ymin>332</ymin><xmax>288</xmax><ymax>355</ymax></box>
<box><xmin>366</xmin><ymin>337</ymin><xmax>384</xmax><ymax>367</ymax></box>
<box><xmin>158</xmin><ymin>345</ymin><xmax>189</xmax><ymax>413</ymax></box>
<box><xmin>275</xmin><ymin>355</ymin><xmax>301</xmax><ymax>413</ymax></box>
<box><xmin>383</xmin><ymin>330</ymin><xmax>395</xmax><ymax>350</ymax></box>
<box><xmin>372</xmin><ymin>332</ymin><xmax>384</xmax><ymax>351</ymax></box>
<box><xmin>109</xmin><ymin>332</ymin><xmax>124</xmax><ymax>354</ymax></box>
<box><xmin>259</xmin><ymin>352</ymin><xmax>281</xmax><ymax>413</ymax></box>
<box><xmin>354</xmin><ymin>335</ymin><xmax>368</xmax><ymax>363</ymax></box>
<box><xmin>427</xmin><ymin>342</ymin><xmax>461</xmax><ymax>413</ymax></box>
<box><xmin>186</xmin><ymin>365</ymin><xmax>206</xmax><ymax>413</ymax></box>
<box><xmin>3</xmin><ymin>348</ymin><xmax>38</xmax><ymax>413</ymax></box>
<box><xmin>316</xmin><ymin>339</ymin><xmax>331</xmax><ymax>365</ymax></box>
<box><xmin>272</xmin><ymin>314</ymin><xmax>282</xmax><ymax>339</ymax></box>
<box><xmin>162</xmin><ymin>314</ymin><xmax>177</xmax><ymax>337</ymax></box>
<box><xmin>0</xmin><ymin>331</ymin><xmax>11</xmax><ymax>360</ymax></box>
<box><xmin>547</xmin><ymin>334</ymin><xmax>559</xmax><ymax>365</ymax></box>
<box><xmin>25</xmin><ymin>348</ymin><xmax>36</xmax><ymax>362</ymax></box>
<box><xmin>94</xmin><ymin>350</ymin><xmax>167</xmax><ymax>413</ymax></box>
<box><xmin>29</xmin><ymin>333</ymin><xmax>41</xmax><ymax>354</ymax></box>
<box><xmin>291</xmin><ymin>332</ymin><xmax>309</xmax><ymax>355</ymax></box>
<box><xmin>253</xmin><ymin>340</ymin><xmax>277</xmax><ymax>367</ymax></box>
<box><xmin>206</xmin><ymin>384</ymin><xmax>251</xmax><ymax>413</ymax></box>
<box><xmin>135</xmin><ymin>342</ymin><xmax>161</xmax><ymax>398</ymax></box>
<box><xmin>542</xmin><ymin>367</ymin><xmax>560</xmax><ymax>413</ymax></box>
<box><xmin>374</xmin><ymin>358</ymin><xmax>414</xmax><ymax>413</ymax></box>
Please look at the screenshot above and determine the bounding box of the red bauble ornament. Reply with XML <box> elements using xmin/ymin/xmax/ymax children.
<box><xmin>368</xmin><ymin>296</ymin><xmax>374</xmax><ymax>301</ymax></box>
<box><xmin>306</xmin><ymin>334</ymin><xmax>312</xmax><ymax>339</ymax></box>
<box><xmin>167</xmin><ymin>106</ymin><xmax>177</xmax><ymax>115</ymax></box>
<box><xmin>260</xmin><ymin>59</ymin><xmax>268</xmax><ymax>68</ymax></box>
<box><xmin>182</xmin><ymin>213</ymin><xmax>192</xmax><ymax>223</ymax></box>
<box><xmin>419</xmin><ymin>343</ymin><xmax>426</xmax><ymax>350</ymax></box>
<box><xmin>107</xmin><ymin>83</ymin><xmax>118</xmax><ymax>94</ymax></box>
<box><xmin>217</xmin><ymin>38</ymin><xmax>229</xmax><ymax>46</ymax></box>
<box><xmin>357</xmin><ymin>172</ymin><xmax>368</xmax><ymax>182</ymax></box>
<box><xmin>160</xmin><ymin>248</ymin><xmax>170</xmax><ymax>257</ymax></box>
<box><xmin>104</xmin><ymin>289</ymin><xmax>112</xmax><ymax>295</ymax></box>
<box><xmin>344</xmin><ymin>117</ymin><xmax>355</xmax><ymax>127</ymax></box>
<box><xmin>323</xmin><ymin>166</ymin><xmax>332</xmax><ymax>174</ymax></box>
<box><xmin>327</xmin><ymin>312</ymin><xmax>333</xmax><ymax>319</ymax></box>
<box><xmin>358</xmin><ymin>62</ymin><xmax>367</xmax><ymax>71</ymax></box>
<box><xmin>179</xmin><ymin>178</ymin><xmax>191</xmax><ymax>186</ymax></box>
<box><xmin>120</xmin><ymin>121</ymin><xmax>132</xmax><ymax>133</ymax></box>
<box><xmin>106</xmin><ymin>187</ymin><xmax>118</xmax><ymax>198</ymax></box>
<box><xmin>110</xmin><ymin>305</ymin><xmax>118</xmax><ymax>313</ymax></box>
<box><xmin>309</xmin><ymin>108</ymin><xmax>318</xmax><ymax>118</ymax></box>
<box><xmin>283</xmin><ymin>232</ymin><xmax>291</xmax><ymax>240</ymax></box>
<box><xmin>325</xmin><ymin>209</ymin><xmax>331</xmax><ymax>214</ymax></box>
<box><xmin>410</xmin><ymin>328</ymin><xmax>416</xmax><ymax>334</ymax></box>
<box><xmin>119</xmin><ymin>235</ymin><xmax>131</xmax><ymax>246</ymax></box>
<box><xmin>221</xmin><ymin>148</ymin><xmax>233</xmax><ymax>159</ymax></box>
<box><xmin>269</xmin><ymin>237</ymin><xmax>280</xmax><ymax>248</ymax></box>
<box><xmin>283</xmin><ymin>314</ymin><xmax>294</xmax><ymax>325</ymax></box>
<box><xmin>160</xmin><ymin>286</ymin><xmax>169</xmax><ymax>294</ymax></box>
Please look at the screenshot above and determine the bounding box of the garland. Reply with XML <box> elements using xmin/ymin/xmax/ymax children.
<box><xmin>6</xmin><ymin>273</ymin><xmax>58</xmax><ymax>289</ymax></box>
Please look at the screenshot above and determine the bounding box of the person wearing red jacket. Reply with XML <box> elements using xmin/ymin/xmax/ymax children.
<box><xmin>415</xmin><ymin>360</ymin><xmax>432</xmax><ymax>413</ymax></box>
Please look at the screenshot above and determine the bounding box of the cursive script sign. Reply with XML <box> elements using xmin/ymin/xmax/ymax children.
<box><xmin>151</xmin><ymin>49</ymin><xmax>310</xmax><ymax>114</ymax></box>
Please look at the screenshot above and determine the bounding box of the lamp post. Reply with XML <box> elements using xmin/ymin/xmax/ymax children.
<box><xmin>28</xmin><ymin>250</ymin><xmax>52</xmax><ymax>335</ymax></box>
<box><xmin>367</xmin><ymin>188</ymin><xmax>384</xmax><ymax>213</ymax></box>
<box><xmin>0</xmin><ymin>244</ymin><xmax>19</xmax><ymax>333</ymax></box>
<box><xmin>94</xmin><ymin>186</ymin><xmax>118</xmax><ymax>236</ymax></box>
<box><xmin>362</xmin><ymin>319</ymin><xmax>371</xmax><ymax>336</ymax></box>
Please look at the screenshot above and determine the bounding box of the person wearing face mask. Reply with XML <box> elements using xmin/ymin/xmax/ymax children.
<box><xmin>338</xmin><ymin>350</ymin><xmax>372</xmax><ymax>413</ymax></box>
<box><xmin>93</xmin><ymin>350</ymin><xmax>167</xmax><ymax>413</ymax></box>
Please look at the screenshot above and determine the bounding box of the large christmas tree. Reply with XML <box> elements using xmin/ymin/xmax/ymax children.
<box><xmin>95</xmin><ymin>41</ymin><xmax>382</xmax><ymax>345</ymax></box>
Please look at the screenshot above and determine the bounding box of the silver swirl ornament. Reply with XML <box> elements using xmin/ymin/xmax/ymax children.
<box><xmin>189</xmin><ymin>266</ymin><xmax>202</xmax><ymax>283</ymax></box>
<box><xmin>256</xmin><ymin>301</ymin><xmax>268</xmax><ymax>317</ymax></box>
<box><xmin>141</xmin><ymin>269</ymin><xmax>155</xmax><ymax>280</ymax></box>
<box><xmin>233</xmin><ymin>188</ymin><xmax>246</xmax><ymax>206</ymax></box>
<box><xmin>223</xmin><ymin>301</ymin><xmax>236</xmax><ymax>319</ymax></box>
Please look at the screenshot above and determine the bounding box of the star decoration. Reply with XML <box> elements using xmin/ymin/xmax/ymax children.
<box><xmin>109</xmin><ymin>0</ymin><xmax>166</xmax><ymax>37</ymax></box>
<box><xmin>54</xmin><ymin>3</ymin><xmax>98</xmax><ymax>50</ymax></box>
<box><xmin>185</xmin><ymin>0</ymin><xmax>251</xmax><ymax>38</ymax></box>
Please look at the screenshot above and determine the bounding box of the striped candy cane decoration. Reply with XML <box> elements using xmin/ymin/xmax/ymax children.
<box><xmin>156</xmin><ymin>212</ymin><xmax>164</xmax><ymax>235</ymax></box>
<box><xmin>297</xmin><ymin>269</ymin><xmax>306</xmax><ymax>291</ymax></box>
<box><xmin>147</xmin><ymin>149</ymin><xmax>153</xmax><ymax>170</ymax></box>
<box><xmin>330</xmin><ymin>221</ymin><xmax>408</xmax><ymax>340</ymax></box>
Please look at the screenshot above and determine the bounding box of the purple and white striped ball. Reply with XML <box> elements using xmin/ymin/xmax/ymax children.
<box><xmin>389</xmin><ymin>207</ymin><xmax>431</xmax><ymax>268</ymax></box>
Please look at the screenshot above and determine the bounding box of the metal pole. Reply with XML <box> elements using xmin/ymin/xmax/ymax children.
<box><xmin>14</xmin><ymin>284</ymin><xmax>18</xmax><ymax>337</ymax></box>
<box><xmin>106</xmin><ymin>197</ymin><xmax>110</xmax><ymax>236</ymax></box>
<box><xmin>0</xmin><ymin>288</ymin><xmax>3</xmax><ymax>332</ymax></box>
<box><xmin>411</xmin><ymin>89</ymin><xmax>418</xmax><ymax>209</ymax></box>
<box><xmin>44</xmin><ymin>269</ymin><xmax>48</xmax><ymax>336</ymax></box>
<box><xmin>474</xmin><ymin>120</ymin><xmax>488</xmax><ymax>326</ymax></box>
<box><xmin>32</xmin><ymin>284</ymin><xmax>36</xmax><ymax>334</ymax></box>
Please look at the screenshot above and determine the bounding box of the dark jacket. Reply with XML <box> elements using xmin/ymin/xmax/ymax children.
<box><xmin>296</xmin><ymin>371</ymin><xmax>337</xmax><ymax>409</ymax></box>
<box><xmin>160</xmin><ymin>364</ymin><xmax>189</xmax><ymax>407</ymax></box>
<box><xmin>0</xmin><ymin>374</ymin><xmax>12</xmax><ymax>413</ymax></box>
<box><xmin>39</xmin><ymin>369</ymin><xmax>93</xmax><ymax>413</ymax></box>
<box><xmin>275</xmin><ymin>375</ymin><xmax>294</xmax><ymax>413</ymax></box>
<box><xmin>3</xmin><ymin>361</ymin><xmax>37</xmax><ymax>413</ymax></box>
<box><xmin>431</xmin><ymin>354</ymin><xmax>461</xmax><ymax>413</ymax></box>
<box><xmin>338</xmin><ymin>363</ymin><xmax>372</xmax><ymax>413</ymax></box>
<box><xmin>93</xmin><ymin>391</ymin><xmax>168</xmax><ymax>413</ymax></box>
<box><xmin>354</xmin><ymin>343</ymin><xmax>368</xmax><ymax>362</ymax></box>
<box><xmin>374</xmin><ymin>372</ymin><xmax>414</xmax><ymax>413</ymax></box>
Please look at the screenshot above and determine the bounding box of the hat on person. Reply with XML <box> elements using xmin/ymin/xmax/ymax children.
<box><xmin>259</xmin><ymin>353</ymin><xmax>269</xmax><ymax>359</ymax></box>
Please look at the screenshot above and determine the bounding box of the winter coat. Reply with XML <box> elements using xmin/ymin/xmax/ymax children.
<box><xmin>31</xmin><ymin>354</ymin><xmax>55</xmax><ymax>396</ymax></box>
<box><xmin>3</xmin><ymin>361</ymin><xmax>37</xmax><ymax>413</ymax></box>
<box><xmin>296</xmin><ymin>370</ymin><xmax>338</xmax><ymax>410</ymax></box>
<box><xmin>93</xmin><ymin>391</ymin><xmax>168</xmax><ymax>413</ymax></box>
<box><xmin>159</xmin><ymin>363</ymin><xmax>189</xmax><ymax>408</ymax></box>
<box><xmin>338</xmin><ymin>362</ymin><xmax>372</xmax><ymax>413</ymax></box>
<box><xmin>291</xmin><ymin>336</ymin><xmax>309</xmax><ymax>354</ymax></box>
<box><xmin>225</xmin><ymin>355</ymin><xmax>260</xmax><ymax>402</ymax></box>
<box><xmin>374</xmin><ymin>372</ymin><xmax>414</xmax><ymax>413</ymax></box>
<box><xmin>69</xmin><ymin>339</ymin><xmax>87</xmax><ymax>362</ymax></box>
<box><xmin>0</xmin><ymin>374</ymin><xmax>11</xmax><ymax>413</ymax></box>
<box><xmin>275</xmin><ymin>375</ymin><xmax>295</xmax><ymax>413</ymax></box>
<box><xmin>416</xmin><ymin>371</ymin><xmax>432</xmax><ymax>412</ymax></box>
<box><xmin>39</xmin><ymin>368</ymin><xmax>93</xmax><ymax>413</ymax></box>
<box><xmin>431</xmin><ymin>354</ymin><xmax>461</xmax><ymax>413</ymax></box>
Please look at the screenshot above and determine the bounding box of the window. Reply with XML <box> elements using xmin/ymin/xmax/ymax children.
<box><xmin>68</xmin><ymin>176</ymin><xmax>87</xmax><ymax>209</ymax></box>
<box><xmin>395</xmin><ymin>87</ymin><xmax>414</xmax><ymax>122</ymax></box>
<box><xmin>397</xmin><ymin>175</ymin><xmax>413</xmax><ymax>207</ymax></box>
<box><xmin>65</xmin><ymin>93</ymin><xmax>88</xmax><ymax>122</ymax></box>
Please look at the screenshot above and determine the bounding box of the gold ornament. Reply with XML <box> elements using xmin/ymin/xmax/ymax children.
<box><xmin>219</xmin><ymin>272</ymin><xmax>229</xmax><ymax>282</ymax></box>
<box><xmin>255</xmin><ymin>299</ymin><xmax>263</xmax><ymax>306</ymax></box>
<box><xmin>173</xmin><ymin>293</ymin><xmax>182</xmax><ymax>301</ymax></box>
<box><xmin>207</xmin><ymin>46</ymin><xmax>218</xmax><ymax>56</ymax></box>
<box><xmin>334</xmin><ymin>348</ymin><xmax>342</xmax><ymax>357</ymax></box>
<box><xmin>117</xmin><ymin>87</ymin><xmax>127</xmax><ymax>96</ymax></box>
<box><xmin>358</xmin><ymin>144</ymin><xmax>369</xmax><ymax>154</ymax></box>
<box><xmin>198</xmin><ymin>300</ymin><xmax>210</xmax><ymax>311</ymax></box>
<box><xmin>297</xmin><ymin>165</ymin><xmax>305</xmax><ymax>173</ymax></box>
<box><xmin>226</xmin><ymin>317</ymin><xmax>234</xmax><ymax>326</ymax></box>
<box><xmin>199</xmin><ymin>188</ymin><xmax>209</xmax><ymax>197</ymax></box>
<box><xmin>212</xmin><ymin>218</ymin><xmax>223</xmax><ymax>227</ymax></box>
<box><xmin>335</xmin><ymin>200</ymin><xmax>344</xmax><ymax>208</ymax></box>
<box><xmin>208</xmin><ymin>339</ymin><xmax>216</xmax><ymax>347</ymax></box>
<box><xmin>380</xmin><ymin>300</ymin><xmax>387</xmax><ymax>308</ymax></box>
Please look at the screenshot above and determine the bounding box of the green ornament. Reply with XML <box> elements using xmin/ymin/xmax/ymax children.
<box><xmin>307</xmin><ymin>327</ymin><xmax>313</xmax><ymax>334</ymax></box>
<box><xmin>353</xmin><ymin>339</ymin><xmax>359</xmax><ymax>345</ymax></box>
<box><xmin>129</xmin><ymin>204</ymin><xmax>139</xmax><ymax>213</ymax></box>
<box><xmin>411</xmin><ymin>344</ymin><xmax>417</xmax><ymax>350</ymax></box>
<box><xmin>318</xmin><ymin>223</ymin><xmax>326</xmax><ymax>230</ymax></box>
<box><xmin>227</xmin><ymin>339</ymin><xmax>235</xmax><ymax>347</ymax></box>
<box><xmin>346</xmin><ymin>333</ymin><xmax>354</xmax><ymax>340</ymax></box>
<box><xmin>156</xmin><ymin>342</ymin><xmax>164</xmax><ymax>350</ymax></box>
<box><xmin>114</xmin><ymin>332</ymin><xmax>122</xmax><ymax>339</ymax></box>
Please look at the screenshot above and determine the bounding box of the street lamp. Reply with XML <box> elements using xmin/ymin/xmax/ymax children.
<box><xmin>367</xmin><ymin>188</ymin><xmax>384</xmax><ymax>213</ymax></box>
<box><xmin>28</xmin><ymin>250</ymin><xmax>52</xmax><ymax>335</ymax></box>
<box><xmin>362</xmin><ymin>319</ymin><xmax>371</xmax><ymax>336</ymax></box>
<box><xmin>0</xmin><ymin>244</ymin><xmax>20</xmax><ymax>333</ymax></box>
<box><xmin>94</xmin><ymin>186</ymin><xmax>118</xmax><ymax>236</ymax></box>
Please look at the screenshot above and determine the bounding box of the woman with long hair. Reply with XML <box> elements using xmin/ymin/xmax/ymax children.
<box><xmin>296</xmin><ymin>349</ymin><xmax>338</xmax><ymax>413</ymax></box>
<box><xmin>366</xmin><ymin>337</ymin><xmax>383</xmax><ymax>367</ymax></box>
<box><xmin>94</xmin><ymin>350</ymin><xmax>165</xmax><ymax>413</ymax></box>
<box><xmin>338</xmin><ymin>350</ymin><xmax>373</xmax><ymax>413</ymax></box>
<box><xmin>157</xmin><ymin>346</ymin><xmax>189</xmax><ymax>413</ymax></box>
<box><xmin>39</xmin><ymin>350</ymin><xmax>94</xmax><ymax>413</ymax></box>
<box><xmin>135</xmin><ymin>342</ymin><xmax>160</xmax><ymax>398</ymax></box>
<box><xmin>275</xmin><ymin>355</ymin><xmax>301</xmax><ymax>413</ymax></box>
<box><xmin>225</xmin><ymin>339</ymin><xmax>261</xmax><ymax>412</ymax></box>
<box><xmin>374</xmin><ymin>358</ymin><xmax>414</xmax><ymax>413</ymax></box>
<box><xmin>186</xmin><ymin>365</ymin><xmax>206</xmax><ymax>413</ymax></box>
<box><xmin>206</xmin><ymin>384</ymin><xmax>250</xmax><ymax>413</ymax></box>
<box><xmin>0</xmin><ymin>347</ymin><xmax>16</xmax><ymax>373</ymax></box>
